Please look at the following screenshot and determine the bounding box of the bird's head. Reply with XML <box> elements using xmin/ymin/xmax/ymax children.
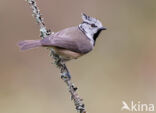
<box><xmin>79</xmin><ymin>13</ymin><xmax>107</xmax><ymax>45</ymax></box>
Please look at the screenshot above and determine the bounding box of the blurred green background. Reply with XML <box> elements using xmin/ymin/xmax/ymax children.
<box><xmin>0</xmin><ymin>0</ymin><xmax>156</xmax><ymax>113</ymax></box>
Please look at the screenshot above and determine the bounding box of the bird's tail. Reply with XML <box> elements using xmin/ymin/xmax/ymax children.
<box><xmin>18</xmin><ymin>40</ymin><xmax>42</xmax><ymax>51</ymax></box>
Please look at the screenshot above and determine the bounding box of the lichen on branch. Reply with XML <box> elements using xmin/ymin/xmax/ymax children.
<box><xmin>25</xmin><ymin>0</ymin><xmax>87</xmax><ymax>113</ymax></box>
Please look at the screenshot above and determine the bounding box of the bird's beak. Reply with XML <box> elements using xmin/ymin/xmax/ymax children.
<box><xmin>100</xmin><ymin>27</ymin><xmax>107</xmax><ymax>30</ymax></box>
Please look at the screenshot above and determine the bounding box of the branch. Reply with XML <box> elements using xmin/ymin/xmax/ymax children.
<box><xmin>26</xmin><ymin>0</ymin><xmax>87</xmax><ymax>113</ymax></box>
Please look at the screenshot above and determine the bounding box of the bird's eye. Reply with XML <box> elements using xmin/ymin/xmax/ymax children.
<box><xmin>91</xmin><ymin>24</ymin><xmax>97</xmax><ymax>27</ymax></box>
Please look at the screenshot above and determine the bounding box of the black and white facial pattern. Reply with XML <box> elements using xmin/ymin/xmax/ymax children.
<box><xmin>79</xmin><ymin>13</ymin><xmax>104</xmax><ymax>45</ymax></box>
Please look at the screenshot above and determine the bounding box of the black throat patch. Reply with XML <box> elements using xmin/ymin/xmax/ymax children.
<box><xmin>93</xmin><ymin>29</ymin><xmax>102</xmax><ymax>45</ymax></box>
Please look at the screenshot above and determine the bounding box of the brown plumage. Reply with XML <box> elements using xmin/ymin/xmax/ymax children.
<box><xmin>18</xmin><ymin>26</ymin><xmax>93</xmax><ymax>61</ymax></box>
<box><xmin>18</xmin><ymin>13</ymin><xmax>107</xmax><ymax>61</ymax></box>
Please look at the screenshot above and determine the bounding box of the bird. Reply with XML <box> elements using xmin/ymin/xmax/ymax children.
<box><xmin>18</xmin><ymin>13</ymin><xmax>106</xmax><ymax>61</ymax></box>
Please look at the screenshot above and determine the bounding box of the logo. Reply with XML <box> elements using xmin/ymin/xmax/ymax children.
<box><xmin>121</xmin><ymin>101</ymin><xmax>155</xmax><ymax>112</ymax></box>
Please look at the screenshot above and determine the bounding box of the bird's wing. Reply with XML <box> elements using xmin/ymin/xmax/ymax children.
<box><xmin>41</xmin><ymin>26</ymin><xmax>93</xmax><ymax>54</ymax></box>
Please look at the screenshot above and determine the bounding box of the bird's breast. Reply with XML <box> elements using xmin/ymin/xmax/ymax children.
<box><xmin>52</xmin><ymin>47</ymin><xmax>83</xmax><ymax>61</ymax></box>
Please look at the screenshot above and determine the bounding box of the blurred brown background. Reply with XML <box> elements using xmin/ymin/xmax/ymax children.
<box><xmin>0</xmin><ymin>0</ymin><xmax>156</xmax><ymax>113</ymax></box>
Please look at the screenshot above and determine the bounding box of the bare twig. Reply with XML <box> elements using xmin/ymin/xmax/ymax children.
<box><xmin>26</xmin><ymin>0</ymin><xmax>87</xmax><ymax>113</ymax></box>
